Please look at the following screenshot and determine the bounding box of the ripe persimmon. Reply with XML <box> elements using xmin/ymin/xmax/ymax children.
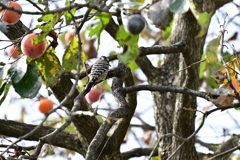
<box><xmin>7</xmin><ymin>46</ymin><xmax>21</xmax><ymax>59</ymax></box>
<box><xmin>38</xmin><ymin>99</ymin><xmax>53</xmax><ymax>114</ymax></box>
<box><xmin>85</xmin><ymin>88</ymin><xmax>101</xmax><ymax>103</ymax></box>
<box><xmin>21</xmin><ymin>33</ymin><xmax>46</xmax><ymax>58</ymax></box>
<box><xmin>0</xmin><ymin>2</ymin><xmax>22</xmax><ymax>25</ymax></box>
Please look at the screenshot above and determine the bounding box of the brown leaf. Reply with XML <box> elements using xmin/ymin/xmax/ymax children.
<box><xmin>211</xmin><ymin>71</ymin><xmax>226</xmax><ymax>84</ymax></box>
<box><xmin>142</xmin><ymin>130</ymin><xmax>153</xmax><ymax>145</ymax></box>
<box><xmin>227</xmin><ymin>32</ymin><xmax>238</xmax><ymax>41</ymax></box>
<box><xmin>216</xmin><ymin>95</ymin><xmax>234</xmax><ymax>107</ymax></box>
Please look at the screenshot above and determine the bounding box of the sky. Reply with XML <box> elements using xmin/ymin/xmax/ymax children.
<box><xmin>1</xmin><ymin>0</ymin><xmax>240</xmax><ymax>160</ymax></box>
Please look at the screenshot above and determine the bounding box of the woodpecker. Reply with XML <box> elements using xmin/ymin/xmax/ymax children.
<box><xmin>84</xmin><ymin>56</ymin><xmax>110</xmax><ymax>93</ymax></box>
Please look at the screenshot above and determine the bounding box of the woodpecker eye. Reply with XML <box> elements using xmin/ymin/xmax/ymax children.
<box><xmin>99</xmin><ymin>56</ymin><xmax>105</xmax><ymax>60</ymax></box>
<box><xmin>100</xmin><ymin>56</ymin><xmax>109</xmax><ymax>61</ymax></box>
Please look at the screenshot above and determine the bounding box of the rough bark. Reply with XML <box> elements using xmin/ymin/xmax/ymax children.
<box><xmin>169</xmin><ymin>10</ymin><xmax>203</xmax><ymax>160</ymax></box>
<box><xmin>147</xmin><ymin>0</ymin><xmax>232</xmax><ymax>159</ymax></box>
<box><xmin>0</xmin><ymin>119</ymin><xmax>84</xmax><ymax>154</ymax></box>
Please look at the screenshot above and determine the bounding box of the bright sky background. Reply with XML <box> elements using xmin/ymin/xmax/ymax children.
<box><xmin>1</xmin><ymin>0</ymin><xmax>240</xmax><ymax>160</ymax></box>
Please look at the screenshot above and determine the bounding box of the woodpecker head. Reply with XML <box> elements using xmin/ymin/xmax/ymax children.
<box><xmin>99</xmin><ymin>56</ymin><xmax>109</xmax><ymax>62</ymax></box>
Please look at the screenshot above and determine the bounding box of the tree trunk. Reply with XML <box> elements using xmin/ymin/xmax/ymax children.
<box><xmin>169</xmin><ymin>10</ymin><xmax>203</xmax><ymax>160</ymax></box>
<box><xmin>149</xmin><ymin>1</ymin><xmax>232</xmax><ymax>159</ymax></box>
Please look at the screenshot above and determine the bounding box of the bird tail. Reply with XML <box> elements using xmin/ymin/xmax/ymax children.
<box><xmin>84</xmin><ymin>80</ymin><xmax>95</xmax><ymax>93</ymax></box>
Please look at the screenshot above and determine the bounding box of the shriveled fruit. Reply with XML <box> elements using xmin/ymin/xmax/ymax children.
<box><xmin>38</xmin><ymin>99</ymin><xmax>54</xmax><ymax>113</ymax></box>
<box><xmin>7</xmin><ymin>46</ymin><xmax>21</xmax><ymax>59</ymax></box>
<box><xmin>85</xmin><ymin>88</ymin><xmax>101</xmax><ymax>103</ymax></box>
<box><xmin>64</xmin><ymin>31</ymin><xmax>97</xmax><ymax>59</ymax></box>
<box><xmin>83</xmin><ymin>39</ymin><xmax>97</xmax><ymax>59</ymax></box>
<box><xmin>126</xmin><ymin>14</ymin><xmax>146</xmax><ymax>35</ymax></box>
<box><xmin>21</xmin><ymin>33</ymin><xmax>46</xmax><ymax>58</ymax></box>
<box><xmin>65</xmin><ymin>31</ymin><xmax>75</xmax><ymax>45</ymax></box>
<box><xmin>0</xmin><ymin>2</ymin><xmax>22</xmax><ymax>25</ymax></box>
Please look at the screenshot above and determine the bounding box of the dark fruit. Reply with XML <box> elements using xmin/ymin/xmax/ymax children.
<box><xmin>126</xmin><ymin>14</ymin><xmax>146</xmax><ymax>35</ymax></box>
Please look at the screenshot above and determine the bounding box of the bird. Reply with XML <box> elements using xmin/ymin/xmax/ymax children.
<box><xmin>84</xmin><ymin>56</ymin><xmax>110</xmax><ymax>93</ymax></box>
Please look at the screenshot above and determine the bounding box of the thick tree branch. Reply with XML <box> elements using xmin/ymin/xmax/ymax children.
<box><xmin>0</xmin><ymin>119</ymin><xmax>83</xmax><ymax>154</ymax></box>
<box><xmin>195</xmin><ymin>139</ymin><xmax>217</xmax><ymax>152</ymax></box>
<box><xmin>76</xmin><ymin>42</ymin><xmax>185</xmax><ymax>81</ymax></box>
<box><xmin>0</xmin><ymin>20</ymin><xmax>101</xmax><ymax>158</ymax></box>
<box><xmin>104</xmin><ymin>63</ymin><xmax>137</xmax><ymax>153</ymax></box>
<box><xmin>139</xmin><ymin>42</ymin><xmax>186</xmax><ymax>56</ymax></box>
<box><xmin>2</xmin><ymin>21</ymin><xmax>30</xmax><ymax>40</ymax></box>
<box><xmin>121</xmin><ymin>147</ymin><xmax>158</xmax><ymax>160</ymax></box>
<box><xmin>214</xmin><ymin>0</ymin><xmax>232</xmax><ymax>9</ymax></box>
<box><xmin>85</xmin><ymin>63</ymin><xmax>131</xmax><ymax>160</ymax></box>
<box><xmin>130</xmin><ymin>124</ymin><xmax>155</xmax><ymax>130</ymax></box>
<box><xmin>121</xmin><ymin>85</ymin><xmax>216</xmax><ymax>105</ymax></box>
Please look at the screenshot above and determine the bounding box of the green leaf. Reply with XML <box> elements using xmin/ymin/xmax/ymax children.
<box><xmin>88</xmin><ymin>12</ymin><xmax>111</xmax><ymax>49</ymax></box>
<box><xmin>116</xmin><ymin>25</ymin><xmax>139</xmax><ymax>63</ymax></box>
<box><xmin>39</xmin><ymin>14</ymin><xmax>54</xmax><ymax>22</ymax></box>
<box><xmin>0</xmin><ymin>82</ymin><xmax>7</xmax><ymax>97</ymax></box>
<box><xmin>0</xmin><ymin>63</ymin><xmax>11</xmax><ymax>87</ymax></box>
<box><xmin>162</xmin><ymin>21</ymin><xmax>173</xmax><ymax>40</ymax></box>
<box><xmin>197</xmin><ymin>12</ymin><xmax>212</xmax><ymax>37</ymax></box>
<box><xmin>62</xmin><ymin>36</ymin><xmax>80</xmax><ymax>72</ymax></box>
<box><xmin>34</xmin><ymin>13</ymin><xmax>61</xmax><ymax>44</ymax></box>
<box><xmin>12</xmin><ymin>64</ymin><xmax>42</xmax><ymax>98</ymax></box>
<box><xmin>128</xmin><ymin>61</ymin><xmax>139</xmax><ymax>71</ymax></box>
<box><xmin>169</xmin><ymin>0</ymin><xmax>189</xmax><ymax>13</ymax></box>
<box><xmin>9</xmin><ymin>56</ymin><xmax>27</xmax><ymax>83</ymax></box>
<box><xmin>64</xmin><ymin>0</ymin><xmax>76</xmax><ymax>25</ymax></box>
<box><xmin>206</xmin><ymin>70</ymin><xmax>218</xmax><ymax>90</ymax></box>
<box><xmin>0</xmin><ymin>82</ymin><xmax>10</xmax><ymax>106</ymax></box>
<box><xmin>205</xmin><ymin>38</ymin><xmax>220</xmax><ymax>64</ymax></box>
<box><xmin>199</xmin><ymin>53</ymin><xmax>206</xmax><ymax>79</ymax></box>
<box><xmin>34</xmin><ymin>47</ymin><xmax>62</xmax><ymax>87</ymax></box>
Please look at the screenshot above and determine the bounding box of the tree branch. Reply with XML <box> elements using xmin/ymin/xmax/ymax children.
<box><xmin>121</xmin><ymin>147</ymin><xmax>158</xmax><ymax>160</ymax></box>
<box><xmin>0</xmin><ymin>2</ymin><xmax>106</xmax><ymax>15</ymax></box>
<box><xmin>210</xmin><ymin>134</ymin><xmax>240</xmax><ymax>160</ymax></box>
<box><xmin>121</xmin><ymin>84</ymin><xmax>216</xmax><ymax>105</ymax></box>
<box><xmin>85</xmin><ymin>63</ymin><xmax>131</xmax><ymax>160</ymax></box>
<box><xmin>139</xmin><ymin>42</ymin><xmax>186</xmax><ymax>56</ymax></box>
<box><xmin>104</xmin><ymin>63</ymin><xmax>137</xmax><ymax>154</ymax></box>
<box><xmin>0</xmin><ymin>119</ymin><xmax>83</xmax><ymax>154</ymax></box>
<box><xmin>195</xmin><ymin>139</ymin><xmax>217</xmax><ymax>152</ymax></box>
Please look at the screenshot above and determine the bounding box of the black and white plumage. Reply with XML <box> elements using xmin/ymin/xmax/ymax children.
<box><xmin>85</xmin><ymin>56</ymin><xmax>110</xmax><ymax>93</ymax></box>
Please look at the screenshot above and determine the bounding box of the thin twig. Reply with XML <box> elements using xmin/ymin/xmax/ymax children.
<box><xmin>219</xmin><ymin>14</ymin><xmax>240</xmax><ymax>102</ymax></box>
<box><xmin>169</xmin><ymin>59</ymin><xmax>206</xmax><ymax>76</ymax></box>
<box><xmin>0</xmin><ymin>115</ymin><xmax>48</xmax><ymax>156</ymax></box>
<box><xmin>166</xmin><ymin>101</ymin><xmax>240</xmax><ymax>160</ymax></box>
<box><xmin>209</xmin><ymin>145</ymin><xmax>240</xmax><ymax>160</ymax></box>
<box><xmin>25</xmin><ymin>0</ymin><xmax>44</xmax><ymax>12</ymax></box>
<box><xmin>30</xmin><ymin>5</ymin><xmax>90</xmax><ymax>158</ymax></box>
<box><xmin>166</xmin><ymin>113</ymin><xmax>207</xmax><ymax>160</ymax></box>
<box><xmin>147</xmin><ymin>137</ymin><xmax>161</xmax><ymax>160</ymax></box>
<box><xmin>0</xmin><ymin>2</ymin><xmax>110</xmax><ymax>15</ymax></box>
<box><xmin>148</xmin><ymin>133</ymin><xmax>186</xmax><ymax>160</ymax></box>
